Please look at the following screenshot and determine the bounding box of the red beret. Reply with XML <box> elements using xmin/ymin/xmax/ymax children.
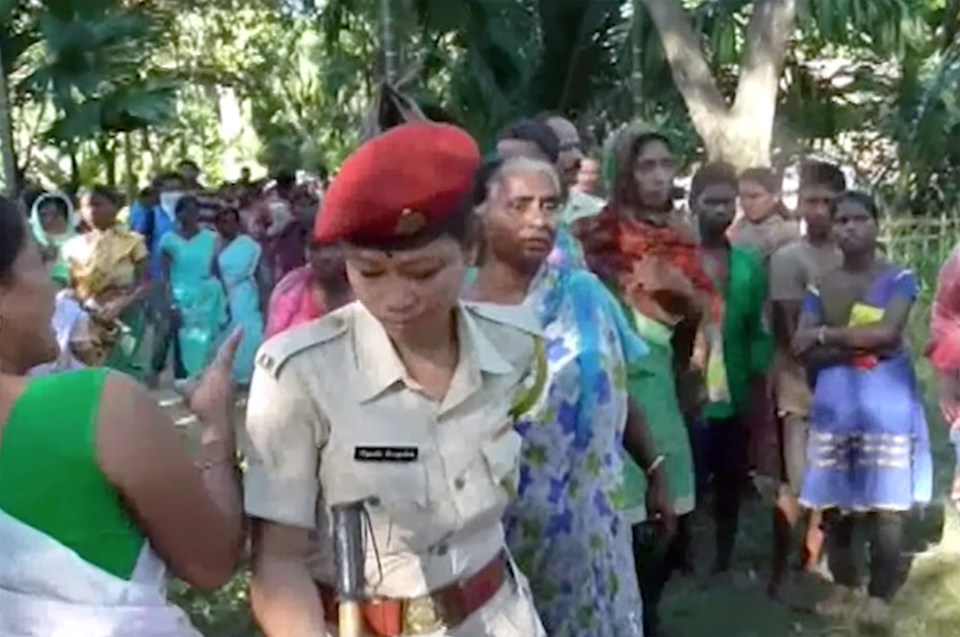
<box><xmin>315</xmin><ymin>122</ymin><xmax>481</xmax><ymax>243</ymax></box>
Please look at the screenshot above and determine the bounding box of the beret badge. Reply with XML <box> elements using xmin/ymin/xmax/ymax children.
<box><xmin>394</xmin><ymin>208</ymin><xmax>427</xmax><ymax>236</ymax></box>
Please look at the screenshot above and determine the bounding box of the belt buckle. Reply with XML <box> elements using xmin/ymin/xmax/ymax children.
<box><xmin>401</xmin><ymin>594</ymin><xmax>446</xmax><ymax>635</ymax></box>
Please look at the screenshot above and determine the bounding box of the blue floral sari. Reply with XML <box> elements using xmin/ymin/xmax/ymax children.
<box><xmin>505</xmin><ymin>258</ymin><xmax>647</xmax><ymax>637</ymax></box>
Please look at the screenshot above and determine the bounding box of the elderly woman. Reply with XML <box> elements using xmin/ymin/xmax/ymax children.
<box><xmin>466</xmin><ymin>155</ymin><xmax>673</xmax><ymax>637</ymax></box>
<box><xmin>62</xmin><ymin>186</ymin><xmax>152</xmax><ymax>377</ymax></box>
<box><xmin>794</xmin><ymin>191</ymin><xmax>931</xmax><ymax>625</ymax></box>
<box><xmin>0</xmin><ymin>195</ymin><xmax>244</xmax><ymax>635</ymax></box>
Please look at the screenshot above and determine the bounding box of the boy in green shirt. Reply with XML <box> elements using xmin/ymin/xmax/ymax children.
<box><xmin>690</xmin><ymin>162</ymin><xmax>773</xmax><ymax>573</ymax></box>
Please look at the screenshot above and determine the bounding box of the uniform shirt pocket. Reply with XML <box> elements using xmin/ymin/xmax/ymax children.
<box><xmin>321</xmin><ymin>454</ymin><xmax>431</xmax><ymax>554</ymax></box>
<box><xmin>481</xmin><ymin>429</ymin><xmax>523</xmax><ymax>497</ymax></box>
<box><xmin>367</xmin><ymin>462</ymin><xmax>431</xmax><ymax>554</ymax></box>
<box><xmin>450</xmin><ymin>426</ymin><xmax>523</xmax><ymax>526</ymax></box>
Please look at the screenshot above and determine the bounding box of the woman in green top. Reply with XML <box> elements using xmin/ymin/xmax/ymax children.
<box><xmin>0</xmin><ymin>196</ymin><xmax>244</xmax><ymax>636</ymax></box>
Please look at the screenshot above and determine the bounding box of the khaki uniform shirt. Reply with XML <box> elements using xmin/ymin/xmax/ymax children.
<box><xmin>768</xmin><ymin>238</ymin><xmax>843</xmax><ymax>416</ymax></box>
<box><xmin>243</xmin><ymin>300</ymin><xmax>546</xmax><ymax>636</ymax></box>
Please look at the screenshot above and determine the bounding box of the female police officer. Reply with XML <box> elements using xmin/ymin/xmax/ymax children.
<box><xmin>242</xmin><ymin>122</ymin><xmax>548</xmax><ymax>636</ymax></box>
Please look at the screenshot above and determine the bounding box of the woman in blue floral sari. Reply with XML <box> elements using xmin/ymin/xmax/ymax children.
<box><xmin>466</xmin><ymin>156</ymin><xmax>673</xmax><ymax>637</ymax></box>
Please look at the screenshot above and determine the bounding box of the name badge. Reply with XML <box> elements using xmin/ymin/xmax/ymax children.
<box><xmin>354</xmin><ymin>446</ymin><xmax>419</xmax><ymax>463</ymax></box>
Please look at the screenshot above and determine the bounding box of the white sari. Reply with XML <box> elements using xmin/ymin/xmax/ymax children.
<box><xmin>0</xmin><ymin>508</ymin><xmax>201</xmax><ymax>636</ymax></box>
<box><xmin>30</xmin><ymin>291</ymin><xmax>89</xmax><ymax>376</ymax></box>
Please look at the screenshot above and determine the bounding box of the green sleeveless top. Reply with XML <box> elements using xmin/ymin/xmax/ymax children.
<box><xmin>0</xmin><ymin>368</ymin><xmax>145</xmax><ymax>579</ymax></box>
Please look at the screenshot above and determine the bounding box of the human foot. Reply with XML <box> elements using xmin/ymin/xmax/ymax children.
<box><xmin>815</xmin><ymin>585</ymin><xmax>860</xmax><ymax>618</ymax></box>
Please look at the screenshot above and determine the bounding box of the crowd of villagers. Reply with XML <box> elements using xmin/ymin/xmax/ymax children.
<box><xmin>1</xmin><ymin>110</ymin><xmax>954</xmax><ymax>637</ymax></box>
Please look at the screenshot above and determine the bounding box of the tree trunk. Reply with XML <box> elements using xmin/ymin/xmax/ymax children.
<box><xmin>98</xmin><ymin>136</ymin><xmax>117</xmax><ymax>189</ymax></box>
<box><xmin>380</xmin><ymin>0</ymin><xmax>398</xmax><ymax>83</ymax></box>
<box><xmin>640</xmin><ymin>0</ymin><xmax>796</xmax><ymax>170</ymax></box>
<box><xmin>123</xmin><ymin>131</ymin><xmax>136</xmax><ymax>201</ymax></box>
<box><xmin>68</xmin><ymin>145</ymin><xmax>79</xmax><ymax>194</ymax></box>
<box><xmin>0</xmin><ymin>47</ymin><xmax>19</xmax><ymax>196</ymax></box>
<box><xmin>217</xmin><ymin>85</ymin><xmax>243</xmax><ymax>182</ymax></box>
<box><xmin>631</xmin><ymin>0</ymin><xmax>645</xmax><ymax>116</ymax></box>
<box><xmin>142</xmin><ymin>129</ymin><xmax>159</xmax><ymax>175</ymax></box>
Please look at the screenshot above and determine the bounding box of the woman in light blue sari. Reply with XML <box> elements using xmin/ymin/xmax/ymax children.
<box><xmin>466</xmin><ymin>156</ymin><xmax>674</xmax><ymax>637</ymax></box>
<box><xmin>159</xmin><ymin>196</ymin><xmax>225</xmax><ymax>379</ymax></box>
<box><xmin>215</xmin><ymin>207</ymin><xmax>264</xmax><ymax>385</ymax></box>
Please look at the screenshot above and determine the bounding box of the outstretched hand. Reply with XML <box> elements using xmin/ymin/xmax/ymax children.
<box><xmin>186</xmin><ymin>328</ymin><xmax>243</xmax><ymax>438</ymax></box>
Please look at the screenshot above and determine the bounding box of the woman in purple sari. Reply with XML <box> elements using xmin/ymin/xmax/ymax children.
<box><xmin>792</xmin><ymin>191</ymin><xmax>931</xmax><ymax>626</ymax></box>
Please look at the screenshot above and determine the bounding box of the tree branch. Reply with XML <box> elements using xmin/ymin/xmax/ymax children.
<box><xmin>732</xmin><ymin>0</ymin><xmax>796</xmax><ymax>119</ymax></box>
<box><xmin>640</xmin><ymin>0</ymin><xmax>728</xmax><ymax>132</ymax></box>
<box><xmin>943</xmin><ymin>0</ymin><xmax>960</xmax><ymax>52</ymax></box>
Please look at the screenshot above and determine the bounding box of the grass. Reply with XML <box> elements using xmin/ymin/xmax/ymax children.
<box><xmin>170</xmin><ymin>303</ymin><xmax>960</xmax><ymax>637</ymax></box>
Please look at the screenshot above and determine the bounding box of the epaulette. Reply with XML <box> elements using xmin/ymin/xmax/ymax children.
<box><xmin>510</xmin><ymin>338</ymin><xmax>548</xmax><ymax>418</ymax></box>
<box><xmin>462</xmin><ymin>300</ymin><xmax>542</xmax><ymax>336</ymax></box>
<box><xmin>255</xmin><ymin>314</ymin><xmax>348</xmax><ymax>378</ymax></box>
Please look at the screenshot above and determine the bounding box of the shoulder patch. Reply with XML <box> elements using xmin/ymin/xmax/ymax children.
<box><xmin>510</xmin><ymin>337</ymin><xmax>548</xmax><ymax>418</ymax></box>
<box><xmin>462</xmin><ymin>300</ymin><xmax>542</xmax><ymax>336</ymax></box>
<box><xmin>256</xmin><ymin>313</ymin><xmax>348</xmax><ymax>378</ymax></box>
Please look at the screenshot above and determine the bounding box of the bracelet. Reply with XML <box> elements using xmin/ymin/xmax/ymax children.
<box><xmin>195</xmin><ymin>456</ymin><xmax>236</xmax><ymax>471</ymax></box>
<box><xmin>817</xmin><ymin>325</ymin><xmax>827</xmax><ymax>345</ymax></box>
<box><xmin>645</xmin><ymin>454</ymin><xmax>666</xmax><ymax>477</ymax></box>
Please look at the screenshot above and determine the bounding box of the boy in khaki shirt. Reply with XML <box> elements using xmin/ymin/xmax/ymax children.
<box><xmin>766</xmin><ymin>160</ymin><xmax>845</xmax><ymax>597</ymax></box>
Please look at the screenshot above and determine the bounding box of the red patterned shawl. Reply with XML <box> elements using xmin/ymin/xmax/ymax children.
<box><xmin>572</xmin><ymin>203</ymin><xmax>721</xmax><ymax>325</ymax></box>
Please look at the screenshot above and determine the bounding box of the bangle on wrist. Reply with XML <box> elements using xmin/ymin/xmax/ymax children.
<box><xmin>817</xmin><ymin>325</ymin><xmax>827</xmax><ymax>345</ymax></box>
<box><xmin>645</xmin><ymin>454</ymin><xmax>666</xmax><ymax>477</ymax></box>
